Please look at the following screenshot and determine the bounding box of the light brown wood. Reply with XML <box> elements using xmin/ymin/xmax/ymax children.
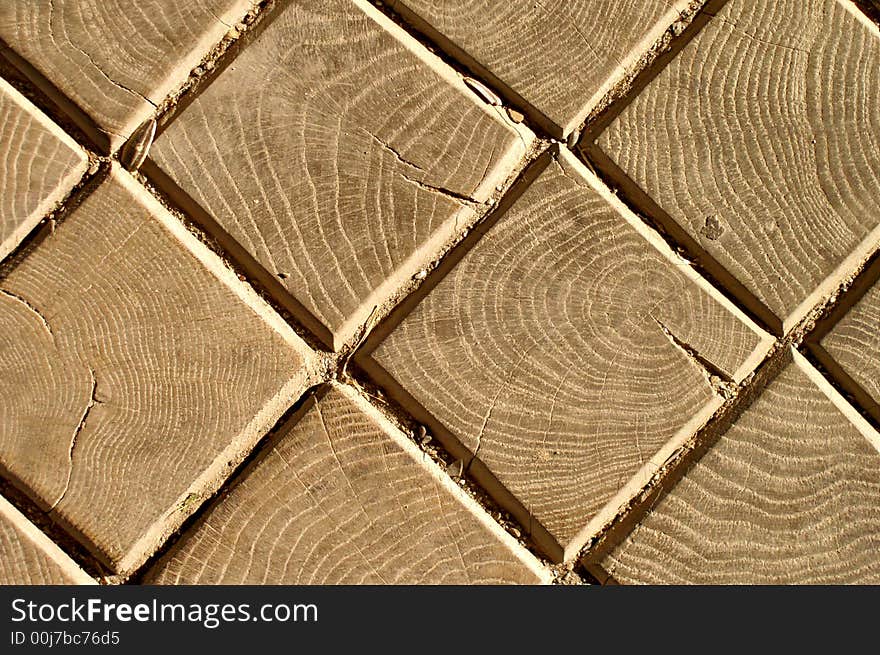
<box><xmin>0</xmin><ymin>0</ymin><xmax>252</xmax><ymax>150</ymax></box>
<box><xmin>0</xmin><ymin>77</ymin><xmax>87</xmax><ymax>262</ymax></box>
<box><xmin>147</xmin><ymin>384</ymin><xmax>549</xmax><ymax>584</ymax></box>
<box><xmin>0</xmin><ymin>165</ymin><xmax>312</xmax><ymax>572</ymax></box>
<box><xmin>149</xmin><ymin>0</ymin><xmax>532</xmax><ymax>349</ymax></box>
<box><xmin>389</xmin><ymin>0</ymin><xmax>689</xmax><ymax>136</ymax></box>
<box><xmin>371</xmin><ymin>149</ymin><xmax>771</xmax><ymax>560</ymax></box>
<box><xmin>0</xmin><ymin>495</ymin><xmax>94</xmax><ymax>585</ymax></box>
<box><xmin>822</xmin><ymin>281</ymin><xmax>880</xmax><ymax>412</ymax></box>
<box><xmin>601</xmin><ymin>354</ymin><xmax>880</xmax><ymax>584</ymax></box>
<box><xmin>598</xmin><ymin>0</ymin><xmax>880</xmax><ymax>328</ymax></box>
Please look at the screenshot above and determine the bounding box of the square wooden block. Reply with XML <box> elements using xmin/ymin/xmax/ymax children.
<box><xmin>368</xmin><ymin>148</ymin><xmax>772</xmax><ymax>560</ymax></box>
<box><xmin>149</xmin><ymin>0</ymin><xmax>532</xmax><ymax>349</ymax></box>
<box><xmin>0</xmin><ymin>165</ymin><xmax>313</xmax><ymax>573</ymax></box>
<box><xmin>148</xmin><ymin>384</ymin><xmax>549</xmax><ymax>584</ymax></box>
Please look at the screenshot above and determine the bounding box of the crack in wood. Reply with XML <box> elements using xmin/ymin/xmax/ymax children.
<box><xmin>48</xmin><ymin>366</ymin><xmax>97</xmax><ymax>512</ymax></box>
<box><xmin>652</xmin><ymin>316</ymin><xmax>736</xmax><ymax>397</ymax></box>
<box><xmin>0</xmin><ymin>289</ymin><xmax>55</xmax><ymax>343</ymax></box>
<box><xmin>362</xmin><ymin>129</ymin><xmax>482</xmax><ymax>205</ymax></box>
<box><xmin>396</xmin><ymin>170</ymin><xmax>482</xmax><ymax>207</ymax></box>
<box><xmin>47</xmin><ymin>0</ymin><xmax>157</xmax><ymax>110</ymax></box>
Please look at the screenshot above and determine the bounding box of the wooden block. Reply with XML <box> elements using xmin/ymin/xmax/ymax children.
<box><xmin>389</xmin><ymin>0</ymin><xmax>688</xmax><ymax>136</ymax></box>
<box><xmin>370</xmin><ymin>149</ymin><xmax>771</xmax><ymax>560</ymax></box>
<box><xmin>600</xmin><ymin>353</ymin><xmax>880</xmax><ymax>584</ymax></box>
<box><xmin>598</xmin><ymin>0</ymin><xmax>880</xmax><ymax>329</ymax></box>
<box><xmin>150</xmin><ymin>0</ymin><xmax>532</xmax><ymax>349</ymax></box>
<box><xmin>822</xmin><ymin>280</ymin><xmax>880</xmax><ymax>411</ymax></box>
<box><xmin>0</xmin><ymin>0</ymin><xmax>252</xmax><ymax>150</ymax></box>
<box><xmin>0</xmin><ymin>77</ymin><xmax>87</xmax><ymax>262</ymax></box>
<box><xmin>0</xmin><ymin>495</ymin><xmax>94</xmax><ymax>585</ymax></box>
<box><xmin>146</xmin><ymin>384</ymin><xmax>549</xmax><ymax>584</ymax></box>
<box><xmin>0</xmin><ymin>165</ymin><xmax>311</xmax><ymax>573</ymax></box>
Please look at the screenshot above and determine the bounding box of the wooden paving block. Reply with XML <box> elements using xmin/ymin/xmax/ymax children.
<box><xmin>0</xmin><ymin>495</ymin><xmax>94</xmax><ymax>585</ymax></box>
<box><xmin>0</xmin><ymin>0</ymin><xmax>253</xmax><ymax>150</ymax></box>
<box><xmin>821</xmin><ymin>279</ymin><xmax>880</xmax><ymax>412</ymax></box>
<box><xmin>598</xmin><ymin>0</ymin><xmax>880</xmax><ymax>330</ymax></box>
<box><xmin>150</xmin><ymin>0</ymin><xmax>532</xmax><ymax>349</ymax></box>
<box><xmin>0</xmin><ymin>165</ymin><xmax>311</xmax><ymax>573</ymax></box>
<box><xmin>389</xmin><ymin>0</ymin><xmax>688</xmax><ymax>137</ymax></box>
<box><xmin>599</xmin><ymin>353</ymin><xmax>880</xmax><ymax>584</ymax></box>
<box><xmin>0</xmin><ymin>78</ymin><xmax>87</xmax><ymax>262</ymax></box>
<box><xmin>147</xmin><ymin>385</ymin><xmax>549</xmax><ymax>585</ymax></box>
<box><xmin>370</xmin><ymin>149</ymin><xmax>771</xmax><ymax>560</ymax></box>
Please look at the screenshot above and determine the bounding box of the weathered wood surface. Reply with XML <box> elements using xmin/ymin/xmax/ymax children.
<box><xmin>601</xmin><ymin>356</ymin><xmax>880</xmax><ymax>584</ymax></box>
<box><xmin>389</xmin><ymin>0</ymin><xmax>687</xmax><ymax>136</ymax></box>
<box><xmin>0</xmin><ymin>77</ymin><xmax>87</xmax><ymax>262</ymax></box>
<box><xmin>150</xmin><ymin>0</ymin><xmax>531</xmax><ymax>348</ymax></box>
<box><xmin>822</xmin><ymin>279</ymin><xmax>880</xmax><ymax>410</ymax></box>
<box><xmin>0</xmin><ymin>495</ymin><xmax>94</xmax><ymax>585</ymax></box>
<box><xmin>147</xmin><ymin>385</ymin><xmax>548</xmax><ymax>584</ymax></box>
<box><xmin>0</xmin><ymin>166</ymin><xmax>311</xmax><ymax>572</ymax></box>
<box><xmin>372</xmin><ymin>149</ymin><xmax>770</xmax><ymax>559</ymax></box>
<box><xmin>0</xmin><ymin>0</ymin><xmax>252</xmax><ymax>149</ymax></box>
<box><xmin>598</xmin><ymin>0</ymin><xmax>880</xmax><ymax>328</ymax></box>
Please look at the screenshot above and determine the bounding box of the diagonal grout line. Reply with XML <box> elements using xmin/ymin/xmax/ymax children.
<box><xmin>803</xmin><ymin>343</ymin><xmax>880</xmax><ymax>431</ymax></box>
<box><xmin>564</xmin><ymin>0</ymin><xmax>714</xmax><ymax>142</ymax></box>
<box><xmin>146</xmin><ymin>0</ymin><xmax>280</xmax><ymax>146</ymax></box>
<box><xmin>340</xmin><ymin>359</ymin><xmax>581</xmax><ymax>582</ymax></box>
<box><xmin>0</xmin><ymin>0</ymin><xmax>693</xmax><ymax>587</ymax></box>
<box><xmin>3</xmin><ymin>0</ymin><xmax>875</xmax><ymax>586</ymax></box>
<box><xmin>0</xmin><ymin>39</ymin><xmax>109</xmax><ymax>154</ymax></box>
<box><xmin>849</xmin><ymin>0</ymin><xmax>880</xmax><ymax>29</ymax></box>
<box><xmin>125</xmin><ymin>387</ymin><xmax>324</xmax><ymax>584</ymax></box>
<box><xmin>0</xmin><ymin>477</ymin><xmax>111</xmax><ymax>583</ymax></box>
<box><xmin>580</xmin><ymin>144</ymin><xmax>784</xmax><ymax>336</ymax></box>
<box><xmin>341</xmin><ymin>0</ymin><xmax>880</xmax><ymax>578</ymax></box>
<box><xmin>803</xmin><ymin>251</ymin><xmax>880</xmax><ymax>428</ymax></box>
<box><xmin>134</xmin><ymin>159</ymin><xmax>336</xmax><ymax>354</ymax></box>
<box><xmin>804</xmin><ymin>249</ymin><xmax>880</xmax><ymax>343</ymax></box>
<box><xmin>0</xmin><ymin>161</ymin><xmax>107</xmax><ymax>279</ymax></box>
<box><xmin>578</xmin><ymin>0</ymin><xmax>731</xmax><ymax>142</ymax></box>
<box><xmin>376</xmin><ymin>0</ymin><xmax>564</xmax><ymax>138</ymax></box>
<box><xmin>357</xmin><ymin>150</ymin><xmax>555</xmax><ymax>359</ymax></box>
<box><xmin>578</xmin><ymin>235</ymin><xmax>880</xmax><ymax>581</ymax></box>
<box><xmin>796</xmin><ymin>348</ymin><xmax>880</xmax><ymax>453</ymax></box>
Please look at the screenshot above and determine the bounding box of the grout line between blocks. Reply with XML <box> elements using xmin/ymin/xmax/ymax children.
<box><xmin>578</xmin><ymin>234</ymin><xmax>880</xmax><ymax>579</ymax></box>
<box><xmin>1</xmin><ymin>0</ymin><xmax>878</xmax><ymax>586</ymax></box>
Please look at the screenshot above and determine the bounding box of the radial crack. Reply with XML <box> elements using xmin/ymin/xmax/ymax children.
<box><xmin>472</xmin><ymin>392</ymin><xmax>500</xmax><ymax>466</ymax></box>
<box><xmin>48</xmin><ymin>367</ymin><xmax>97</xmax><ymax>512</ymax></box>
<box><xmin>48</xmin><ymin>0</ymin><xmax>157</xmax><ymax>110</ymax></box>
<box><xmin>363</xmin><ymin>129</ymin><xmax>481</xmax><ymax>206</ymax></box>
<box><xmin>207</xmin><ymin>8</ymin><xmax>233</xmax><ymax>28</ymax></box>
<box><xmin>397</xmin><ymin>171</ymin><xmax>482</xmax><ymax>207</ymax></box>
<box><xmin>653</xmin><ymin>317</ymin><xmax>736</xmax><ymax>398</ymax></box>
<box><xmin>469</xmin><ymin>343</ymin><xmax>541</xmax><ymax>470</ymax></box>
<box><xmin>363</xmin><ymin>129</ymin><xmax>426</xmax><ymax>172</ymax></box>
<box><xmin>0</xmin><ymin>289</ymin><xmax>54</xmax><ymax>343</ymax></box>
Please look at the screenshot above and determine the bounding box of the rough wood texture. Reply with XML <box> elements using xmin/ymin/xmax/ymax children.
<box><xmin>822</xmin><ymin>280</ymin><xmax>880</xmax><ymax>408</ymax></box>
<box><xmin>147</xmin><ymin>385</ymin><xmax>548</xmax><ymax>584</ymax></box>
<box><xmin>0</xmin><ymin>495</ymin><xmax>94</xmax><ymax>585</ymax></box>
<box><xmin>372</xmin><ymin>149</ymin><xmax>770</xmax><ymax>559</ymax></box>
<box><xmin>150</xmin><ymin>0</ymin><xmax>531</xmax><ymax>349</ymax></box>
<box><xmin>601</xmin><ymin>356</ymin><xmax>880</xmax><ymax>584</ymax></box>
<box><xmin>598</xmin><ymin>0</ymin><xmax>880</xmax><ymax>328</ymax></box>
<box><xmin>0</xmin><ymin>77</ymin><xmax>87</xmax><ymax>262</ymax></box>
<box><xmin>0</xmin><ymin>0</ymin><xmax>252</xmax><ymax>149</ymax></box>
<box><xmin>0</xmin><ymin>165</ymin><xmax>311</xmax><ymax>572</ymax></box>
<box><xmin>389</xmin><ymin>0</ymin><xmax>687</xmax><ymax>136</ymax></box>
